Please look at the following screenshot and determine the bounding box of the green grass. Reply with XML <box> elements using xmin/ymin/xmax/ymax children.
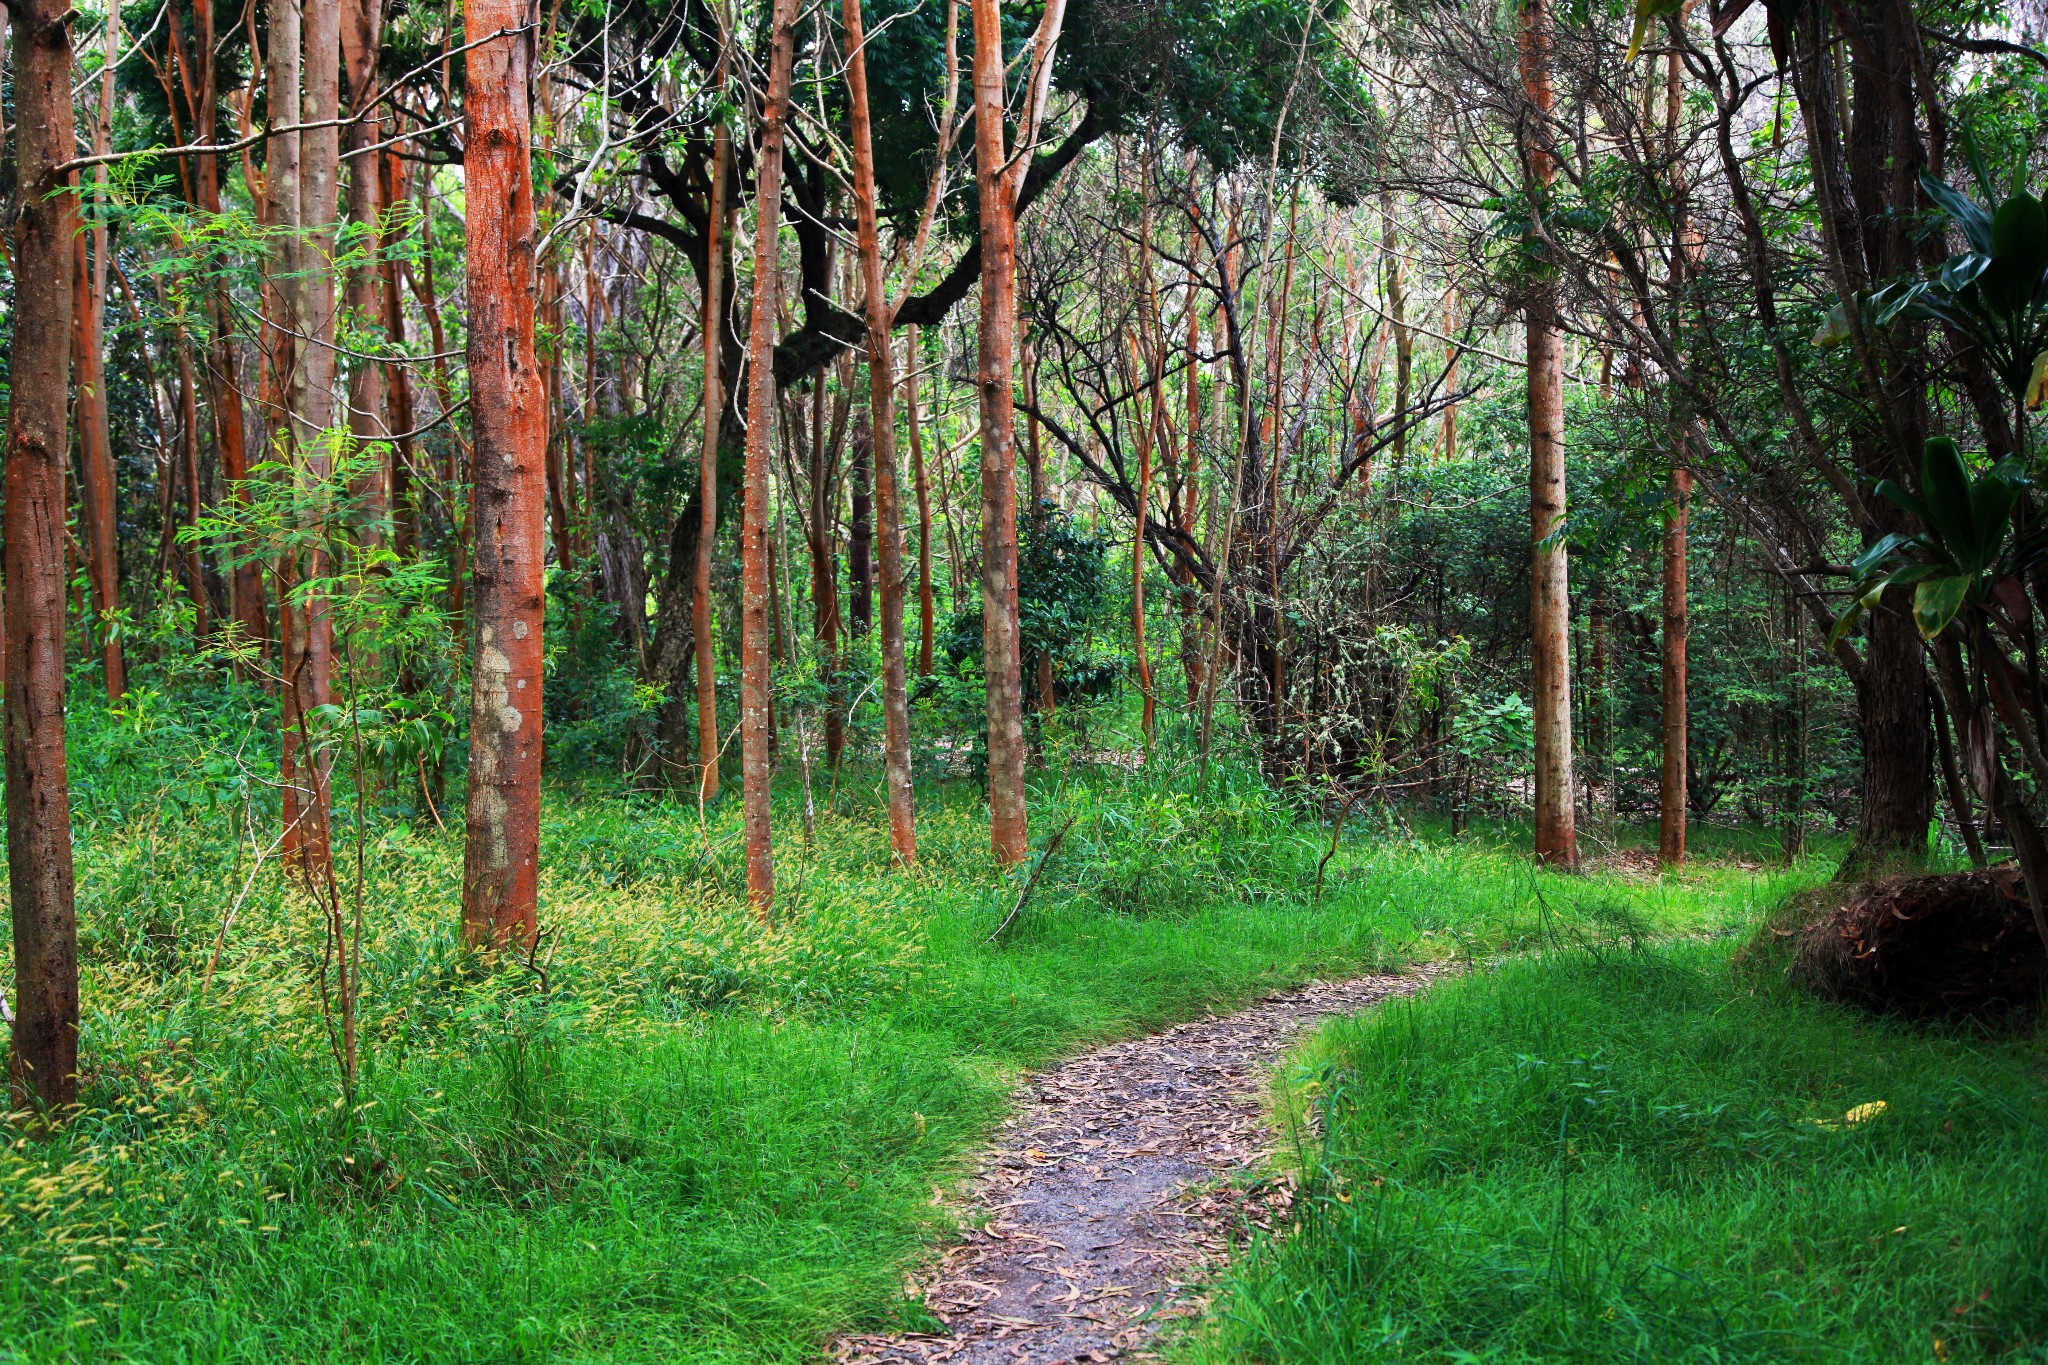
<box><xmin>1185</xmin><ymin>944</ymin><xmax>2048</xmax><ymax>1364</ymax></box>
<box><xmin>0</xmin><ymin>702</ymin><xmax>1816</xmax><ymax>1364</ymax></box>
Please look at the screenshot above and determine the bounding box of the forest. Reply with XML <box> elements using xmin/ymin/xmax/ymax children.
<box><xmin>1</xmin><ymin>0</ymin><xmax>2046</xmax><ymax>1357</ymax></box>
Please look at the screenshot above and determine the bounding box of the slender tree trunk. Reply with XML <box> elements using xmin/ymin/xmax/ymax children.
<box><xmin>1381</xmin><ymin>188</ymin><xmax>1411</xmax><ymax>473</ymax></box>
<box><xmin>740</xmin><ymin>0</ymin><xmax>800</xmax><ymax>915</ymax></box>
<box><xmin>1930</xmin><ymin>681</ymin><xmax>1986</xmax><ymax>869</ymax></box>
<box><xmin>543</xmin><ymin>276</ymin><xmax>569</xmax><ymax>557</ymax></box>
<box><xmin>459</xmin><ymin>0</ymin><xmax>547</xmax><ymax>948</ymax></box>
<box><xmin>379</xmin><ymin>149</ymin><xmax>419</xmax><ymax>563</ymax></box>
<box><xmin>213</xmin><ymin>275</ymin><xmax>264</xmax><ymax>652</ymax></box>
<box><xmin>844</xmin><ymin>0</ymin><xmax>919</xmax><ymax>861</ymax></box>
<box><xmin>1182</xmin><ymin>241</ymin><xmax>1204</xmax><ymax>704</ymax></box>
<box><xmin>410</xmin><ymin>175</ymin><xmax>468</xmax><ymax>625</ymax></box>
<box><xmin>694</xmin><ymin>111</ymin><xmax>731</xmax><ymax>803</ymax></box>
<box><xmin>907</xmin><ymin>324</ymin><xmax>935</xmax><ymax>678</ymax></box>
<box><xmin>179</xmin><ymin>0</ymin><xmax>266</xmax><ymax>653</ymax></box>
<box><xmin>1659</xmin><ymin>464</ymin><xmax>1689</xmax><ymax>866</ymax></box>
<box><xmin>6</xmin><ymin>0</ymin><xmax>81</xmax><ymax>1114</ymax></box>
<box><xmin>807</xmin><ymin>379</ymin><xmax>846</xmax><ymax>769</ymax></box>
<box><xmin>849</xmin><ymin>425</ymin><xmax>874</xmax><ymax>636</ymax></box>
<box><xmin>1132</xmin><ymin>160</ymin><xmax>1160</xmax><ymax>753</ymax></box>
<box><xmin>1025</xmin><ymin>350</ymin><xmax>1054</xmax><ymax>721</ymax></box>
<box><xmin>341</xmin><ymin>0</ymin><xmax>385</xmax><ymax>535</ymax></box>
<box><xmin>71</xmin><ymin>235</ymin><xmax>126</xmax><ymax>696</ymax></box>
<box><xmin>1586</xmin><ymin>595</ymin><xmax>1608</xmax><ymax>822</ymax></box>
<box><xmin>1441</xmin><ymin>286</ymin><xmax>1459</xmax><ymax>460</ymax></box>
<box><xmin>973</xmin><ymin>0</ymin><xmax>1029</xmax><ymax>865</ymax></box>
<box><xmin>176</xmin><ymin>334</ymin><xmax>212</xmax><ymax>638</ymax></box>
<box><xmin>266</xmin><ymin>0</ymin><xmax>333</xmax><ymax>876</ymax></box>
<box><xmin>1522</xmin><ymin>0</ymin><xmax>1576</xmax><ymax>868</ymax></box>
<box><xmin>289</xmin><ymin>0</ymin><xmax>343</xmax><ymax>877</ymax></box>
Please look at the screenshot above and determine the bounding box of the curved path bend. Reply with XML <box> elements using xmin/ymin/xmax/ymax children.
<box><xmin>835</xmin><ymin>973</ymin><xmax>1431</xmax><ymax>1365</ymax></box>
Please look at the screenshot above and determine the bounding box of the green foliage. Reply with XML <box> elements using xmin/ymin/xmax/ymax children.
<box><xmin>543</xmin><ymin>570</ymin><xmax>662</xmax><ymax>775</ymax></box>
<box><xmin>1</xmin><ymin>684</ymin><xmax>1820</xmax><ymax>1361</ymax></box>
<box><xmin>1859</xmin><ymin>172</ymin><xmax>2048</xmax><ymax>410</ymax></box>
<box><xmin>1833</xmin><ymin>437</ymin><xmax>2043</xmax><ymax>645</ymax></box>
<box><xmin>933</xmin><ymin>501</ymin><xmax>1120</xmax><ymax>757</ymax></box>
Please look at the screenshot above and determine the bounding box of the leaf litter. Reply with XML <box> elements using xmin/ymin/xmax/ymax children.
<box><xmin>835</xmin><ymin>973</ymin><xmax>1434</xmax><ymax>1364</ymax></box>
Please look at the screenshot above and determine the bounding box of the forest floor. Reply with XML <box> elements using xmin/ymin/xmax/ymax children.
<box><xmin>7</xmin><ymin>705</ymin><xmax>2044</xmax><ymax>1362</ymax></box>
<box><xmin>835</xmin><ymin>974</ymin><xmax>1434</xmax><ymax>1365</ymax></box>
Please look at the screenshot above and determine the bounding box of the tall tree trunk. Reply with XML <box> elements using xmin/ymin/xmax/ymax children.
<box><xmin>1440</xmin><ymin>286</ymin><xmax>1459</xmax><ymax>459</ymax></box>
<box><xmin>740</xmin><ymin>0</ymin><xmax>800</xmax><ymax>915</ymax></box>
<box><xmin>460</xmin><ymin>0</ymin><xmax>547</xmax><ymax>948</ymax></box>
<box><xmin>844</xmin><ymin>0</ymin><xmax>918</xmax><ymax>861</ymax></box>
<box><xmin>340</xmin><ymin>0</ymin><xmax>385</xmax><ymax>536</ymax></box>
<box><xmin>410</xmin><ymin>174</ymin><xmax>468</xmax><ymax>625</ymax></box>
<box><xmin>807</xmin><ymin>378</ymin><xmax>845</xmax><ymax>769</ymax></box>
<box><xmin>265</xmin><ymin>0</ymin><xmax>332</xmax><ymax>875</ymax></box>
<box><xmin>1182</xmin><ymin>242</ymin><xmax>1205</xmax><ymax>705</ymax></box>
<box><xmin>71</xmin><ymin>234</ymin><xmax>126</xmax><ymax>696</ymax></box>
<box><xmin>75</xmin><ymin>14</ymin><xmax>128</xmax><ymax>695</ymax></box>
<box><xmin>176</xmin><ymin>334</ymin><xmax>212</xmax><ymax>638</ymax></box>
<box><xmin>907</xmin><ymin>324</ymin><xmax>935</xmax><ymax>678</ymax></box>
<box><xmin>1656</xmin><ymin>40</ymin><xmax>1690</xmax><ymax>869</ymax></box>
<box><xmin>1132</xmin><ymin>157</ymin><xmax>1161</xmax><ymax>753</ymax></box>
<box><xmin>1381</xmin><ymin>188</ymin><xmax>1411</xmax><ymax>473</ymax></box>
<box><xmin>1522</xmin><ymin>0</ymin><xmax>1576</xmax><ymax>867</ymax></box>
<box><xmin>973</xmin><ymin>0</ymin><xmax>1029</xmax><ymax>865</ymax></box>
<box><xmin>184</xmin><ymin>0</ymin><xmax>267</xmax><ymax>653</ymax></box>
<box><xmin>379</xmin><ymin>149</ymin><xmax>419</xmax><ymax>563</ymax></box>
<box><xmin>6</xmin><ymin>0</ymin><xmax>81</xmax><ymax>1114</ymax></box>
<box><xmin>1659</xmin><ymin>464</ymin><xmax>1689</xmax><ymax>866</ymax></box>
<box><xmin>291</xmin><ymin>0</ymin><xmax>340</xmax><ymax>874</ymax></box>
<box><xmin>694</xmin><ymin>110</ymin><xmax>731</xmax><ymax>802</ymax></box>
<box><xmin>1020</xmin><ymin>352</ymin><xmax>1050</xmax><ymax>714</ymax></box>
<box><xmin>848</xmin><ymin>424</ymin><xmax>873</xmax><ymax>636</ymax></box>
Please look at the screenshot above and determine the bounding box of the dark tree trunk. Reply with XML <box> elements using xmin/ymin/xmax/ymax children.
<box><xmin>1787</xmin><ymin>0</ymin><xmax>1937</xmax><ymax>873</ymax></box>
<box><xmin>1660</xmin><ymin>466</ymin><xmax>1689</xmax><ymax>866</ymax></box>
<box><xmin>849</xmin><ymin>420</ymin><xmax>873</xmax><ymax>637</ymax></box>
<box><xmin>6</xmin><ymin>0</ymin><xmax>81</xmax><ymax>1114</ymax></box>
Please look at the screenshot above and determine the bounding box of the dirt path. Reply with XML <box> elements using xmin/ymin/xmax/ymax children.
<box><xmin>835</xmin><ymin>974</ymin><xmax>1430</xmax><ymax>1365</ymax></box>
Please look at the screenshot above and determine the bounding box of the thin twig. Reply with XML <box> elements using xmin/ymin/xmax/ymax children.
<box><xmin>987</xmin><ymin>815</ymin><xmax>1081</xmax><ymax>943</ymax></box>
<box><xmin>1314</xmin><ymin>788</ymin><xmax>1362</xmax><ymax>906</ymax></box>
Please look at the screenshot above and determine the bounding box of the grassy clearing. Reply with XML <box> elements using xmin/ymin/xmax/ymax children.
<box><xmin>0</xmin><ymin>700</ymin><xmax>1808</xmax><ymax>1364</ymax></box>
<box><xmin>1188</xmin><ymin>942</ymin><xmax>2048</xmax><ymax>1365</ymax></box>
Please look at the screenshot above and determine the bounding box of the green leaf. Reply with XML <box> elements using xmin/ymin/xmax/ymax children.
<box><xmin>1827</xmin><ymin>600</ymin><xmax>1867</xmax><ymax>650</ymax></box>
<box><xmin>1922</xmin><ymin>173</ymin><xmax>1995</xmax><ymax>254</ymax></box>
<box><xmin>1847</xmin><ymin>532</ymin><xmax>1916</xmax><ymax>585</ymax></box>
<box><xmin>1625</xmin><ymin>0</ymin><xmax>1686</xmax><ymax>61</ymax></box>
<box><xmin>1981</xmin><ymin>192</ymin><xmax>2048</xmax><ymax>318</ymax></box>
<box><xmin>1872</xmin><ymin>480</ymin><xmax>1933</xmax><ymax>530</ymax></box>
<box><xmin>1872</xmin><ymin>280</ymin><xmax>1930</xmax><ymax>325</ymax></box>
<box><xmin>1883</xmin><ymin>562</ymin><xmax>1947</xmax><ymax>588</ymax></box>
<box><xmin>1813</xmin><ymin>300</ymin><xmax>1853</xmax><ymax>349</ymax></box>
<box><xmin>1968</xmin><ymin>463</ymin><xmax>2020</xmax><ymax>569</ymax></box>
<box><xmin>1991</xmin><ymin>192</ymin><xmax>2048</xmax><ymax>262</ymax></box>
<box><xmin>1913</xmin><ymin>575</ymin><xmax>1972</xmax><ymax>640</ymax></box>
<box><xmin>1919</xmin><ymin>437</ymin><xmax>1976</xmax><ymax>553</ymax></box>
<box><xmin>1940</xmin><ymin>253</ymin><xmax>1991</xmax><ymax>292</ymax></box>
<box><xmin>2028</xmin><ymin>351</ymin><xmax>2048</xmax><ymax>412</ymax></box>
